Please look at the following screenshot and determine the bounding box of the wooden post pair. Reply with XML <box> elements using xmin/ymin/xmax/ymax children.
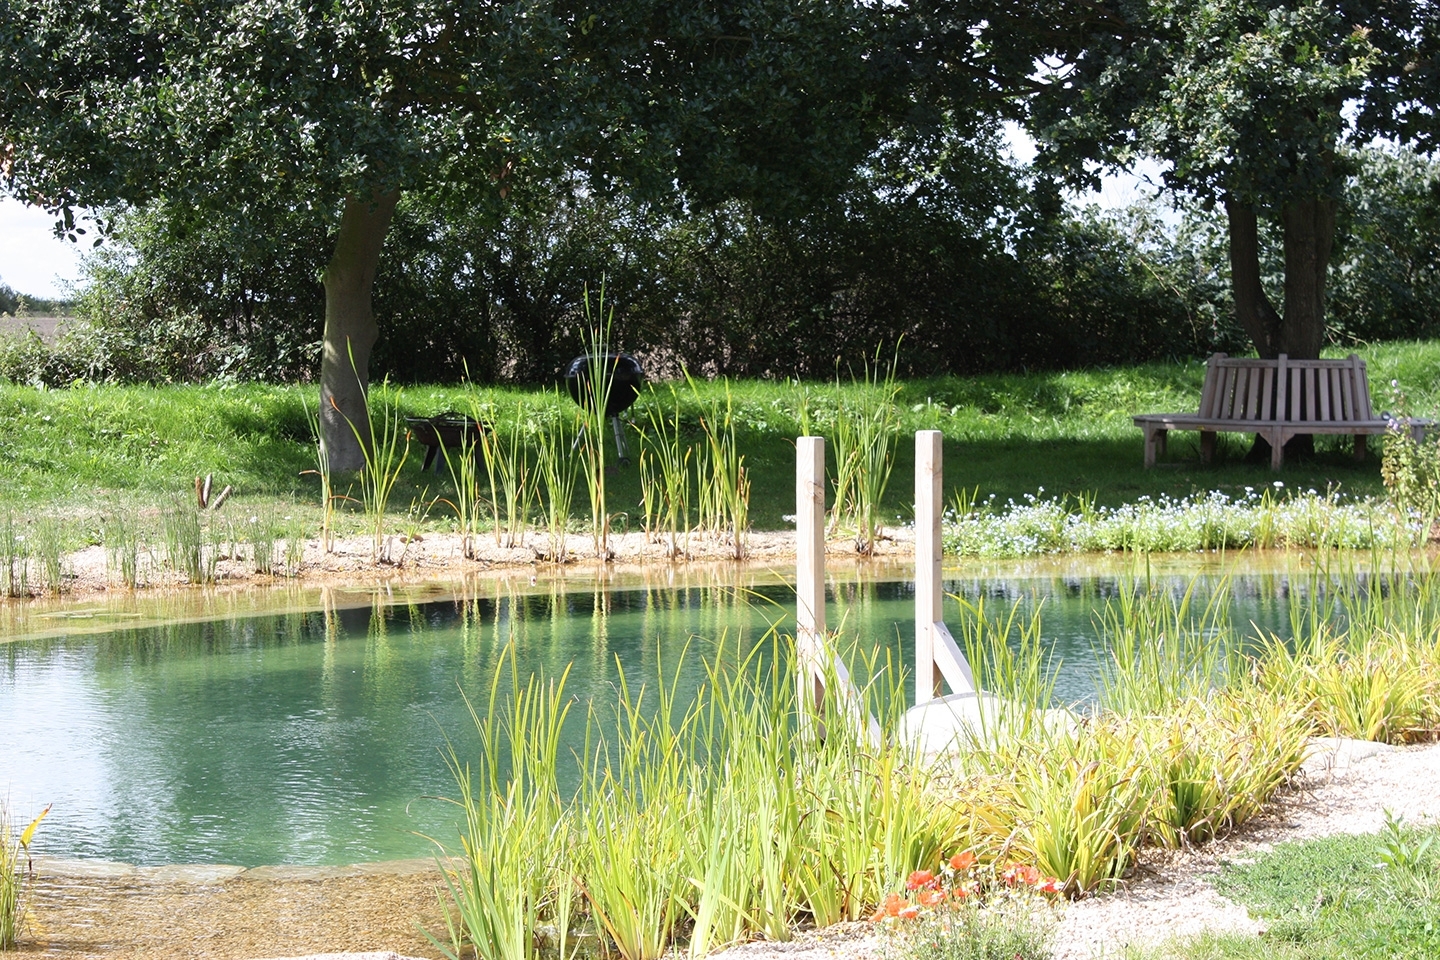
<box><xmin>794</xmin><ymin>430</ymin><xmax>975</xmax><ymax>736</ymax></box>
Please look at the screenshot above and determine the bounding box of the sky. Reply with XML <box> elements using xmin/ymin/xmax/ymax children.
<box><xmin>0</xmin><ymin>197</ymin><xmax>86</xmax><ymax>300</ymax></box>
<box><xmin>0</xmin><ymin>125</ymin><xmax>1168</xmax><ymax>302</ymax></box>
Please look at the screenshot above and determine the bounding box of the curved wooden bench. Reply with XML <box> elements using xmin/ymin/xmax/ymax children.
<box><xmin>1133</xmin><ymin>353</ymin><xmax>1429</xmax><ymax>470</ymax></box>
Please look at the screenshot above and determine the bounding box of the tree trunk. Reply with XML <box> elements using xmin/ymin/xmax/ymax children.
<box><xmin>1225</xmin><ymin>199</ymin><xmax>1283</xmax><ymax>358</ymax></box>
<box><xmin>1280</xmin><ymin>196</ymin><xmax>1336</xmax><ymax>361</ymax></box>
<box><xmin>319</xmin><ymin>189</ymin><xmax>400</xmax><ymax>473</ymax></box>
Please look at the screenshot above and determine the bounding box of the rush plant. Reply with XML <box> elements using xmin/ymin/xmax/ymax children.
<box><xmin>338</xmin><ymin>376</ymin><xmax>411</xmax><ymax>563</ymax></box>
<box><xmin>639</xmin><ymin>386</ymin><xmax>693</xmax><ymax>559</ymax></box>
<box><xmin>533</xmin><ymin>407</ymin><xmax>579</xmax><ymax>563</ymax></box>
<box><xmin>477</xmin><ymin>402</ymin><xmax>536</xmax><ymax>549</ymax></box>
<box><xmin>0</xmin><ymin>802</ymin><xmax>49</xmax><ymax>950</ymax></box>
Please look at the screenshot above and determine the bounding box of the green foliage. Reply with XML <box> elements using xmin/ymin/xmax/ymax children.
<box><xmin>1188</xmin><ymin>828</ymin><xmax>1440</xmax><ymax>960</ymax></box>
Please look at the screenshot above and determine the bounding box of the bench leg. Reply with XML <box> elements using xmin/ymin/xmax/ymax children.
<box><xmin>1354</xmin><ymin>434</ymin><xmax>1367</xmax><ymax>462</ymax></box>
<box><xmin>422</xmin><ymin>444</ymin><xmax>439</xmax><ymax>472</ymax></box>
<box><xmin>1270</xmin><ymin>430</ymin><xmax>1285</xmax><ymax>471</ymax></box>
<box><xmin>1142</xmin><ymin>426</ymin><xmax>1166</xmax><ymax>468</ymax></box>
<box><xmin>1199</xmin><ymin>431</ymin><xmax>1216</xmax><ymax>464</ymax></box>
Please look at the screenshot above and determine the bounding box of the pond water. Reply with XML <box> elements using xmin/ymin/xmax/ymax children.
<box><xmin>2</xmin><ymin>565</ymin><xmax>1310</xmax><ymax>867</ymax></box>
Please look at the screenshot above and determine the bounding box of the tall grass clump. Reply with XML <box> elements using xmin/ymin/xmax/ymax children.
<box><xmin>828</xmin><ymin>351</ymin><xmax>901</xmax><ymax>555</ymax></box>
<box><xmin>690</xmin><ymin>377</ymin><xmax>750</xmax><ymax>559</ymax></box>
<box><xmin>533</xmin><ymin>405</ymin><xmax>578</xmax><ymax>562</ymax></box>
<box><xmin>32</xmin><ymin>516</ymin><xmax>66</xmax><ymax>595</ymax></box>
<box><xmin>339</xmin><ymin>377</ymin><xmax>410</xmax><ymax>563</ymax></box>
<box><xmin>638</xmin><ymin>386</ymin><xmax>692</xmax><ymax>559</ymax></box>
<box><xmin>438</xmin><ymin>419</ymin><xmax>487</xmax><ymax>560</ymax></box>
<box><xmin>433</xmin><ymin>657</ymin><xmax>576</xmax><ymax>960</ymax></box>
<box><xmin>0</xmin><ymin>802</ymin><xmax>49</xmax><ymax>950</ymax></box>
<box><xmin>102</xmin><ymin>512</ymin><xmax>145</xmax><ymax>587</ymax></box>
<box><xmin>303</xmin><ymin>403</ymin><xmax>338</xmax><ymax>553</ymax></box>
<box><xmin>575</xmin><ymin>290</ymin><xmax>623</xmax><ymax>560</ymax></box>
<box><xmin>1</xmin><ymin>514</ymin><xmax>29</xmax><ymax>598</ymax></box>
<box><xmin>477</xmin><ymin>402</ymin><xmax>536</xmax><ymax>550</ymax></box>
<box><xmin>438</xmin><ymin>635</ymin><xmax>967</xmax><ymax>960</ymax></box>
<box><xmin>162</xmin><ymin>502</ymin><xmax>216</xmax><ymax>584</ymax></box>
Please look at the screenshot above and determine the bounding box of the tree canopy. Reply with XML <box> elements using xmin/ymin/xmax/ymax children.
<box><xmin>1025</xmin><ymin>0</ymin><xmax>1440</xmax><ymax>362</ymax></box>
<box><xmin>1</xmin><ymin>0</ymin><xmax>897</xmax><ymax>467</ymax></box>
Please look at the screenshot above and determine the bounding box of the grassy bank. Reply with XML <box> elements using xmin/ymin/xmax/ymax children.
<box><xmin>1</xmin><ymin>341</ymin><xmax>1438</xmax><ymax>561</ymax></box>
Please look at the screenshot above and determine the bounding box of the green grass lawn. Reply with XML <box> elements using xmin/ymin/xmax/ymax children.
<box><xmin>3</xmin><ymin>340</ymin><xmax>1437</xmax><ymax>544</ymax></box>
<box><xmin>1129</xmin><ymin>821</ymin><xmax>1440</xmax><ymax>959</ymax></box>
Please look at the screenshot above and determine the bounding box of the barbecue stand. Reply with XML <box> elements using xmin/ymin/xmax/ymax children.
<box><xmin>564</xmin><ymin>352</ymin><xmax>643</xmax><ymax>465</ymax></box>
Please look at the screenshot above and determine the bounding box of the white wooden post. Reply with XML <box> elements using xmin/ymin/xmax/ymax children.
<box><xmin>796</xmin><ymin>436</ymin><xmax>827</xmax><ymax>713</ymax></box>
<box><xmin>915</xmin><ymin>430</ymin><xmax>976</xmax><ymax>706</ymax></box>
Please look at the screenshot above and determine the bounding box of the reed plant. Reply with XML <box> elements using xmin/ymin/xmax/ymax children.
<box><xmin>434</xmin><ymin>658</ymin><xmax>576</xmax><ymax>960</ymax></box>
<box><xmin>575</xmin><ymin>290</ymin><xmax>621</xmax><ymax>559</ymax></box>
<box><xmin>244</xmin><ymin>507</ymin><xmax>289</xmax><ymax>576</ymax></box>
<box><xmin>1097</xmin><ymin>580</ymin><xmax>1234</xmax><ymax>715</ymax></box>
<box><xmin>162</xmin><ymin>502</ymin><xmax>216</xmax><ymax>584</ymax></box>
<box><xmin>477</xmin><ymin>402</ymin><xmax>535</xmax><ymax>549</ymax></box>
<box><xmin>303</xmin><ymin>403</ymin><xmax>338</xmax><ymax>553</ymax></box>
<box><xmin>102</xmin><ymin>512</ymin><xmax>145</xmax><ymax>587</ymax></box>
<box><xmin>0</xmin><ymin>802</ymin><xmax>49</xmax><ymax>950</ymax></box>
<box><xmin>533</xmin><ymin>408</ymin><xmax>579</xmax><ymax>562</ymax></box>
<box><xmin>438</xmin><ymin>425</ymin><xmax>486</xmax><ymax>560</ymax></box>
<box><xmin>338</xmin><ymin>377</ymin><xmax>411</xmax><ymax>563</ymax></box>
<box><xmin>639</xmin><ymin>386</ymin><xmax>693</xmax><ymax>558</ymax></box>
<box><xmin>828</xmin><ymin>351</ymin><xmax>901</xmax><ymax>554</ymax></box>
<box><xmin>1</xmin><ymin>514</ymin><xmax>29</xmax><ymax>598</ymax></box>
<box><xmin>32</xmin><ymin>516</ymin><xmax>66</xmax><ymax>595</ymax></box>
<box><xmin>691</xmin><ymin>377</ymin><xmax>750</xmax><ymax>559</ymax></box>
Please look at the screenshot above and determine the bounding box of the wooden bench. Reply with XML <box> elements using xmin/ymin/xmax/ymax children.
<box><xmin>404</xmin><ymin>414</ymin><xmax>491</xmax><ymax>473</ymax></box>
<box><xmin>1133</xmin><ymin>353</ymin><xmax>1428</xmax><ymax>470</ymax></box>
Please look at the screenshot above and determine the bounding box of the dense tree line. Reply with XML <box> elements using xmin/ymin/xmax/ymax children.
<box><xmin>3</xmin><ymin>0</ymin><xmax>1439</xmax><ymax>441</ymax></box>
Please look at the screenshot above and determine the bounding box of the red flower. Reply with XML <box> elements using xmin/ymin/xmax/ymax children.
<box><xmin>906</xmin><ymin>869</ymin><xmax>937</xmax><ymax>890</ymax></box>
<box><xmin>948</xmin><ymin>851</ymin><xmax>977</xmax><ymax>872</ymax></box>
<box><xmin>917</xmin><ymin>888</ymin><xmax>946</xmax><ymax>908</ymax></box>
<box><xmin>869</xmin><ymin>892</ymin><xmax>907</xmax><ymax>922</ymax></box>
<box><xmin>1002</xmin><ymin>864</ymin><xmax>1041</xmax><ymax>887</ymax></box>
<box><xmin>898</xmin><ymin>905</ymin><xmax>921</xmax><ymax>920</ymax></box>
<box><xmin>1036</xmin><ymin>877</ymin><xmax>1064</xmax><ymax>894</ymax></box>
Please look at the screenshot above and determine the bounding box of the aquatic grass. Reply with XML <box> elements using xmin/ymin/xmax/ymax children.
<box><xmin>162</xmin><ymin>502</ymin><xmax>216</xmax><ymax>584</ymax></box>
<box><xmin>0</xmin><ymin>514</ymin><xmax>27</xmax><ymax>598</ymax></box>
<box><xmin>338</xmin><ymin>377</ymin><xmax>411</xmax><ymax>563</ymax></box>
<box><xmin>0</xmin><ymin>802</ymin><xmax>49</xmax><ymax>951</ymax></box>
<box><xmin>1097</xmin><ymin>580</ymin><xmax>1234</xmax><ymax>715</ymax></box>
<box><xmin>575</xmin><ymin>290</ymin><xmax>621</xmax><ymax>559</ymax></box>
<box><xmin>102</xmin><ymin>511</ymin><xmax>145</xmax><ymax>587</ymax></box>
<box><xmin>32</xmin><ymin>516</ymin><xmax>66</xmax><ymax>595</ymax></box>
<box><xmin>533</xmin><ymin>408</ymin><xmax>579</xmax><ymax>562</ymax></box>
<box><xmin>638</xmin><ymin>385</ymin><xmax>693</xmax><ymax>559</ymax></box>
<box><xmin>690</xmin><ymin>376</ymin><xmax>750</xmax><ymax>559</ymax></box>
<box><xmin>477</xmin><ymin>401</ymin><xmax>535</xmax><ymax>550</ymax></box>
<box><xmin>303</xmin><ymin>402</ymin><xmax>339</xmax><ymax>553</ymax></box>
<box><xmin>437</xmin><ymin>422</ymin><xmax>486</xmax><ymax>560</ymax></box>
<box><xmin>433</xmin><ymin>655</ymin><xmax>575</xmax><ymax>960</ymax></box>
<box><xmin>829</xmin><ymin>350</ymin><xmax>902</xmax><ymax>554</ymax></box>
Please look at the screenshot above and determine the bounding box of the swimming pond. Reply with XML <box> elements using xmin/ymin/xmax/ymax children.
<box><xmin>2</xmin><ymin>565</ymin><xmax>1310</xmax><ymax>867</ymax></box>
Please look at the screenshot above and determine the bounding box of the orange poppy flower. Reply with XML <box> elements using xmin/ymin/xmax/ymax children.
<box><xmin>947</xmin><ymin>851</ymin><xmax>977</xmax><ymax>872</ymax></box>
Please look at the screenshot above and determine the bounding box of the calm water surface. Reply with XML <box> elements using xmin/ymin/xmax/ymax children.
<box><xmin>2</xmin><ymin>570</ymin><xmax>1305</xmax><ymax>867</ymax></box>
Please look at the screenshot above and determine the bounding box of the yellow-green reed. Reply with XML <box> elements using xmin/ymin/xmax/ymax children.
<box><xmin>533</xmin><ymin>404</ymin><xmax>578</xmax><ymax>562</ymax></box>
<box><xmin>638</xmin><ymin>385</ymin><xmax>693</xmax><ymax>559</ymax></box>
<box><xmin>338</xmin><ymin>377</ymin><xmax>411</xmax><ymax>563</ymax></box>
<box><xmin>476</xmin><ymin>401</ymin><xmax>536</xmax><ymax>550</ymax></box>
<box><xmin>0</xmin><ymin>802</ymin><xmax>48</xmax><ymax>950</ymax></box>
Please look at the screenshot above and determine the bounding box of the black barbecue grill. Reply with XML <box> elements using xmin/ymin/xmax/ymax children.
<box><xmin>564</xmin><ymin>352</ymin><xmax>643</xmax><ymax>464</ymax></box>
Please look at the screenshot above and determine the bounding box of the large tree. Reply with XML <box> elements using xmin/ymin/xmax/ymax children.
<box><xmin>1</xmin><ymin>0</ymin><xmax>888</xmax><ymax>469</ymax></box>
<box><xmin>1023</xmin><ymin>0</ymin><xmax>1440</xmax><ymax>361</ymax></box>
